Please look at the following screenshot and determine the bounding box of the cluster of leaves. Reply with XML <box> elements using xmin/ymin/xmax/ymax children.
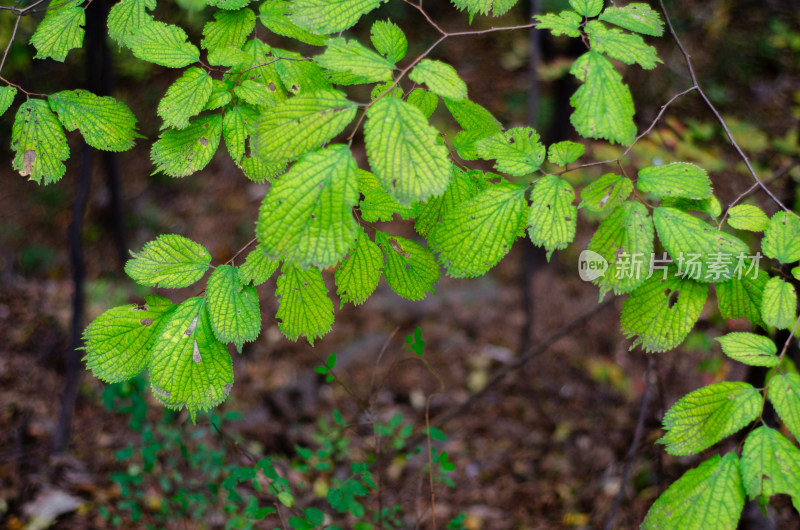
<box><xmin>100</xmin><ymin>375</ymin><xmax>462</xmax><ymax>529</ymax></box>
<box><xmin>3</xmin><ymin>0</ymin><xmax>800</xmax><ymax>527</ymax></box>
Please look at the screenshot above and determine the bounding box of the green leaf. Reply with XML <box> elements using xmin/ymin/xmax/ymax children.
<box><xmin>715</xmin><ymin>332</ymin><xmax>778</xmax><ymax>367</ymax></box>
<box><xmin>653</xmin><ymin>207</ymin><xmax>750</xmax><ymax>282</ymax></box>
<box><xmin>252</xmin><ymin>89</ymin><xmax>356</xmax><ymax>162</ymax></box>
<box><xmin>223</xmin><ymin>107</ymin><xmax>247</xmax><ymax>163</ymax></box>
<box><xmin>453</xmin><ymin>129</ymin><xmax>494</xmax><ymax>161</ymax></box>
<box><xmin>207</xmin><ymin>0</ymin><xmax>251</xmax><ymax>9</ymax></box>
<box><xmin>726</xmin><ymin>205</ymin><xmax>769</xmax><ymax>232</ymax></box>
<box><xmin>406</xmin><ymin>89</ymin><xmax>438</xmax><ymax>119</ymax></box>
<box><xmin>124</xmin><ymin>234</ymin><xmax>212</xmax><ymax>288</ymax></box>
<box><xmin>205</xmin><ymin>79</ymin><xmax>233</xmax><ymax>110</ymax></box>
<box><xmin>587</xmin><ymin>201</ymin><xmax>654</xmax><ymax>296</ymax></box>
<box><xmin>768</xmin><ymin>373</ymin><xmax>800</xmax><ymax>442</ymax></box>
<box><xmin>258</xmin><ymin>0</ymin><xmax>326</xmax><ymax>46</ymax></box>
<box><xmin>370</xmin><ymin>20</ymin><xmax>407</xmax><ymax>63</ymax></box>
<box><xmin>621</xmin><ymin>272</ymin><xmax>708</xmax><ymax>353</ymax></box>
<box><xmin>534</xmin><ymin>11</ymin><xmax>582</xmax><ymax>38</ymax></box>
<box><xmin>257</xmin><ymin>145</ymin><xmax>359</xmax><ymax>268</ymax></box>
<box><xmin>206</xmin><ymin>265</ymin><xmax>261</xmax><ymax>352</ymax></box>
<box><xmin>716</xmin><ymin>264</ymin><xmax>768</xmax><ymax>328</ymax></box>
<box><xmin>570</xmin><ymin>51</ymin><xmax>636</xmax><ymax>145</ymax></box>
<box><xmin>662</xmin><ymin>195</ymin><xmax>722</xmax><ymax>218</ymax></box>
<box><xmin>659</xmin><ymin>381</ymin><xmax>760</xmax><ymax>455</ymax></box>
<box><xmin>235</xmin><ymin>79</ymin><xmax>280</xmax><ymax>107</ymax></box>
<box><xmin>275</xmin><ymin>264</ymin><xmax>334</xmax><ymax>344</ymax></box>
<box><xmin>430</xmin><ymin>182</ymin><xmax>527</xmax><ymax>278</ymax></box>
<box><xmin>11</xmin><ymin>99</ymin><xmax>69</xmax><ymax>185</ymax></box>
<box><xmin>637</xmin><ymin>163</ymin><xmax>713</xmax><ymax>200</ymax></box>
<box><xmin>415</xmin><ymin>168</ymin><xmax>486</xmax><ymax>237</ymax></box>
<box><xmin>599</xmin><ymin>3</ymin><xmax>665</xmax><ymax>37</ymax></box>
<box><xmin>547</xmin><ymin>140</ymin><xmax>584</xmax><ymax>166</ymax></box>
<box><xmin>274</xmin><ymin>50</ymin><xmax>332</xmax><ymax>94</ymax></box>
<box><xmin>358</xmin><ymin>169</ymin><xmax>418</xmax><ymax>222</ymax></box>
<box><xmin>290</xmin><ymin>0</ymin><xmax>382</xmax><ymax>35</ymax></box>
<box><xmin>451</xmin><ymin>0</ymin><xmax>518</xmax><ymax>18</ymax></box>
<box><xmin>126</xmin><ymin>19</ymin><xmax>200</xmax><ymax>68</ymax></box>
<box><xmin>83</xmin><ymin>295</ymin><xmax>176</xmax><ymax>383</ymax></box>
<box><xmin>761</xmin><ymin>277</ymin><xmax>797</xmax><ymax>330</ymax></box>
<box><xmin>444</xmin><ymin>97</ymin><xmax>502</xmax><ymax>132</ymax></box>
<box><xmin>376</xmin><ymin>233</ymin><xmax>440</xmax><ymax>301</ymax></box>
<box><xmin>240</xmin><ymin>156</ymin><xmax>286</xmax><ymax>183</ymax></box>
<box><xmin>238</xmin><ymin>245</ymin><xmax>279</xmax><ymax>286</ymax></box>
<box><xmin>409</xmin><ymin>59</ymin><xmax>468</xmax><ymax>101</ymax></box>
<box><xmin>49</xmin><ymin>90</ymin><xmax>138</xmax><ymax>152</ymax></box>
<box><xmin>741</xmin><ymin>427</ymin><xmax>800</xmax><ymax>502</ymax></box>
<box><xmin>528</xmin><ymin>175</ymin><xmax>576</xmax><ymax>259</ymax></box>
<box><xmin>151</xmin><ymin>115</ymin><xmax>223</xmax><ymax>177</ymax></box>
<box><xmin>569</xmin><ymin>0</ymin><xmax>602</xmax><ymax>17</ymax></box>
<box><xmin>762</xmin><ymin>211</ymin><xmax>800</xmax><ymax>264</ymax></box>
<box><xmin>476</xmin><ymin>127</ymin><xmax>546</xmax><ymax>176</ymax></box>
<box><xmin>316</xmin><ymin>38</ymin><xmax>395</xmax><ymax>83</ymax></box>
<box><xmin>584</xmin><ymin>20</ymin><xmax>661</xmax><ymax>70</ymax></box>
<box><xmin>201</xmin><ymin>8</ymin><xmax>255</xmax><ymax>54</ymax></box>
<box><xmin>30</xmin><ymin>0</ymin><xmax>84</xmax><ymax>62</ymax></box>
<box><xmin>579</xmin><ymin>173</ymin><xmax>632</xmax><ymax>213</ymax></box>
<box><xmin>0</xmin><ymin>86</ymin><xmax>17</xmax><ymax>118</ymax></box>
<box><xmin>233</xmin><ymin>38</ymin><xmax>277</xmax><ymax>81</ymax></box>
<box><xmin>364</xmin><ymin>97</ymin><xmax>451</xmax><ymax>204</ymax></box>
<box><xmin>149</xmin><ymin>297</ymin><xmax>234</xmax><ymax>421</ymax></box>
<box><xmin>157</xmin><ymin>68</ymin><xmax>213</xmax><ymax>129</ymax></box>
<box><xmin>642</xmin><ymin>453</ymin><xmax>744</xmax><ymax>530</ymax></box>
<box><xmin>108</xmin><ymin>0</ymin><xmax>156</xmax><ymax>46</ymax></box>
<box><xmin>335</xmin><ymin>230</ymin><xmax>383</xmax><ymax>306</ymax></box>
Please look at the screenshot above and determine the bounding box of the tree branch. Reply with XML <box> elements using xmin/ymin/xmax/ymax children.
<box><xmin>658</xmin><ymin>0</ymin><xmax>797</xmax><ymax>219</ymax></box>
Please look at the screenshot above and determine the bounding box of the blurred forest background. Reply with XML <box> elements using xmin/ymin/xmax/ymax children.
<box><xmin>1</xmin><ymin>0</ymin><xmax>799</xmax><ymax>528</ymax></box>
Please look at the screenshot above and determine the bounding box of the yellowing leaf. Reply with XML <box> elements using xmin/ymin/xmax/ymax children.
<box><xmin>364</xmin><ymin>97</ymin><xmax>451</xmax><ymax>204</ymax></box>
<box><xmin>30</xmin><ymin>0</ymin><xmax>84</xmax><ymax>62</ymax></box>
<box><xmin>149</xmin><ymin>297</ymin><xmax>234</xmax><ymax>421</ymax></box>
<box><xmin>11</xmin><ymin>99</ymin><xmax>69</xmax><ymax>185</ymax></box>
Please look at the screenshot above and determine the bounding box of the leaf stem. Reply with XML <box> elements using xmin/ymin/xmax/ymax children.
<box><xmin>758</xmin><ymin>315</ymin><xmax>800</xmax><ymax>424</ymax></box>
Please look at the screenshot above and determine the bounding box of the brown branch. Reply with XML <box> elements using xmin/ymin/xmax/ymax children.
<box><xmin>758</xmin><ymin>315</ymin><xmax>800</xmax><ymax>424</ymax></box>
<box><xmin>718</xmin><ymin>157</ymin><xmax>800</xmax><ymax>229</ymax></box>
<box><xmin>604</xmin><ymin>356</ymin><xmax>655</xmax><ymax>530</ymax></box>
<box><xmin>224</xmin><ymin>237</ymin><xmax>258</xmax><ymax>266</ymax></box>
<box><xmin>554</xmin><ymin>86</ymin><xmax>699</xmax><ymax>177</ymax></box>
<box><xmin>0</xmin><ymin>14</ymin><xmax>21</xmax><ymax>75</ymax></box>
<box><xmin>346</xmin><ymin>2</ymin><xmax>538</xmax><ymax>142</ymax></box>
<box><xmin>657</xmin><ymin>0</ymin><xmax>797</xmax><ymax>219</ymax></box>
<box><xmin>434</xmin><ymin>296</ymin><xmax>615</xmax><ymax>427</ymax></box>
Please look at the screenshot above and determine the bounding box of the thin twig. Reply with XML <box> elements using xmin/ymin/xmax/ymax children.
<box><xmin>0</xmin><ymin>0</ymin><xmax>47</xmax><ymax>15</ymax></box>
<box><xmin>435</xmin><ymin>297</ymin><xmax>615</xmax><ymax>427</ymax></box>
<box><xmin>758</xmin><ymin>315</ymin><xmax>800</xmax><ymax>423</ymax></box>
<box><xmin>604</xmin><ymin>356</ymin><xmax>654</xmax><ymax>530</ymax></box>
<box><xmin>0</xmin><ymin>14</ymin><xmax>21</xmax><ymax>75</ymax></box>
<box><xmin>369</xmin><ymin>326</ymin><xmax>400</xmax><ymax>398</ymax></box>
<box><xmin>345</xmin><ymin>3</ymin><xmax>538</xmax><ymax>143</ymax></box>
<box><xmin>658</xmin><ymin>0</ymin><xmax>797</xmax><ymax>219</ymax></box>
<box><xmin>718</xmin><ymin>157</ymin><xmax>800</xmax><ymax>229</ymax></box>
<box><xmin>553</xmin><ymin>86</ymin><xmax>698</xmax><ymax>177</ymax></box>
<box><xmin>224</xmin><ymin>237</ymin><xmax>258</xmax><ymax>266</ymax></box>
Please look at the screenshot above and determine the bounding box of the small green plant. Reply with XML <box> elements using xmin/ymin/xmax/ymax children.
<box><xmin>101</xmin><ymin>377</ymin><xmax>463</xmax><ymax>528</ymax></box>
